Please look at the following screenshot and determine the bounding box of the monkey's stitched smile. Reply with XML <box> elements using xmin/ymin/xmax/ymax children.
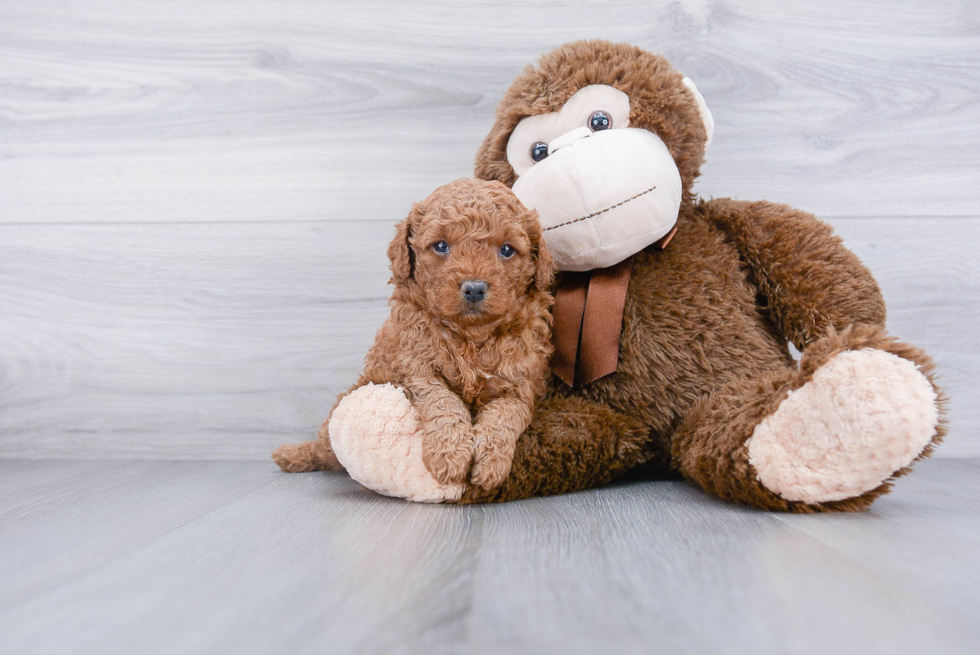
<box><xmin>509</xmin><ymin>125</ymin><xmax>683</xmax><ymax>271</ymax></box>
<box><xmin>543</xmin><ymin>186</ymin><xmax>658</xmax><ymax>232</ymax></box>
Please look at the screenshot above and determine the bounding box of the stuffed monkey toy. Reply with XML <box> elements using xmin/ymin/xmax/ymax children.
<box><xmin>274</xmin><ymin>40</ymin><xmax>945</xmax><ymax>513</ymax></box>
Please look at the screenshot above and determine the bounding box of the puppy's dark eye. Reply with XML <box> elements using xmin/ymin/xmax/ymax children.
<box><xmin>432</xmin><ymin>241</ymin><xmax>449</xmax><ymax>255</ymax></box>
<box><xmin>588</xmin><ymin>111</ymin><xmax>612</xmax><ymax>132</ymax></box>
<box><xmin>530</xmin><ymin>142</ymin><xmax>549</xmax><ymax>163</ymax></box>
<box><xmin>499</xmin><ymin>244</ymin><xmax>516</xmax><ymax>259</ymax></box>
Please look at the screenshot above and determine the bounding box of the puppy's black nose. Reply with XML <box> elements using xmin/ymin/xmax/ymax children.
<box><xmin>461</xmin><ymin>279</ymin><xmax>488</xmax><ymax>303</ymax></box>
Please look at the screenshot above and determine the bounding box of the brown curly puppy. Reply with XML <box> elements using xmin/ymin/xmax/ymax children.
<box><xmin>273</xmin><ymin>178</ymin><xmax>554</xmax><ymax>490</ymax></box>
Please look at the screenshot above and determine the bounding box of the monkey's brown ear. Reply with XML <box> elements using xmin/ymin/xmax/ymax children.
<box><xmin>388</xmin><ymin>202</ymin><xmax>424</xmax><ymax>283</ymax></box>
<box><xmin>526</xmin><ymin>209</ymin><xmax>555</xmax><ymax>292</ymax></box>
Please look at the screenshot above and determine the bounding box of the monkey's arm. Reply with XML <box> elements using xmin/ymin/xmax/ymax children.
<box><xmin>702</xmin><ymin>198</ymin><xmax>886</xmax><ymax>350</ymax></box>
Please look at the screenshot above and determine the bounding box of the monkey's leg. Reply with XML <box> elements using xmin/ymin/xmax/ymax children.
<box><xmin>673</xmin><ymin>325</ymin><xmax>945</xmax><ymax>513</ymax></box>
<box><xmin>324</xmin><ymin>383</ymin><xmax>653</xmax><ymax>503</ymax></box>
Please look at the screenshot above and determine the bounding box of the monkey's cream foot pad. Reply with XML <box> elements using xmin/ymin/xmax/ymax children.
<box><xmin>748</xmin><ymin>348</ymin><xmax>940</xmax><ymax>504</ymax></box>
<box><xmin>329</xmin><ymin>383</ymin><xmax>464</xmax><ymax>503</ymax></box>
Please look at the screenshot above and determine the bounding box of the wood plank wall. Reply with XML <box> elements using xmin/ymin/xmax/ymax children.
<box><xmin>1</xmin><ymin>1</ymin><xmax>978</xmax><ymax>459</ymax></box>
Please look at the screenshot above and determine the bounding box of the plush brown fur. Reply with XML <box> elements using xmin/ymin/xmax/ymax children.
<box><xmin>672</xmin><ymin>323</ymin><xmax>947</xmax><ymax>513</ymax></box>
<box><xmin>273</xmin><ymin>178</ymin><xmax>554</xmax><ymax>490</ymax></box>
<box><xmin>458</xmin><ymin>40</ymin><xmax>946</xmax><ymax>510</ymax></box>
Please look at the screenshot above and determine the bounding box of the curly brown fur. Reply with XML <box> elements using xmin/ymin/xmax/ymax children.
<box><xmin>271</xmin><ymin>382</ymin><xmax>351</xmax><ymax>472</ymax></box>
<box><xmin>274</xmin><ymin>178</ymin><xmax>554</xmax><ymax>490</ymax></box>
<box><xmin>461</xmin><ymin>40</ymin><xmax>946</xmax><ymax>510</ymax></box>
<box><xmin>271</xmin><ymin>437</ymin><xmax>340</xmax><ymax>473</ymax></box>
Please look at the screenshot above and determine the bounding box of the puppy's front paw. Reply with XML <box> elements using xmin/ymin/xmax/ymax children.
<box><xmin>470</xmin><ymin>438</ymin><xmax>514</xmax><ymax>491</ymax></box>
<box><xmin>422</xmin><ymin>429</ymin><xmax>474</xmax><ymax>485</ymax></box>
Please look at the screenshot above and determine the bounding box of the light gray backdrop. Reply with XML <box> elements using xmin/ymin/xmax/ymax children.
<box><xmin>1</xmin><ymin>0</ymin><xmax>977</xmax><ymax>459</ymax></box>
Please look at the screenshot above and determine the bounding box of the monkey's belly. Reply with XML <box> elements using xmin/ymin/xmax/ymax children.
<box><xmin>566</xmin><ymin>216</ymin><xmax>792</xmax><ymax>441</ymax></box>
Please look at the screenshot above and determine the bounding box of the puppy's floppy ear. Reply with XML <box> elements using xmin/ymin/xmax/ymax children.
<box><xmin>388</xmin><ymin>202</ymin><xmax>424</xmax><ymax>283</ymax></box>
<box><xmin>525</xmin><ymin>208</ymin><xmax>554</xmax><ymax>292</ymax></box>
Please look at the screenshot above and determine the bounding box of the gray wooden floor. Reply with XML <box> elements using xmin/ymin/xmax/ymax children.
<box><xmin>0</xmin><ymin>457</ymin><xmax>978</xmax><ymax>655</ymax></box>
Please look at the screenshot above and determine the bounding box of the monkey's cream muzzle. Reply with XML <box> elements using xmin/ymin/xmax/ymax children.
<box><xmin>512</xmin><ymin>127</ymin><xmax>681</xmax><ymax>271</ymax></box>
<box><xmin>505</xmin><ymin>81</ymin><xmax>712</xmax><ymax>272</ymax></box>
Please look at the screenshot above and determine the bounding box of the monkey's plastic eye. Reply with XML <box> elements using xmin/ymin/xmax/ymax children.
<box><xmin>530</xmin><ymin>142</ymin><xmax>549</xmax><ymax>163</ymax></box>
<box><xmin>432</xmin><ymin>241</ymin><xmax>449</xmax><ymax>255</ymax></box>
<box><xmin>499</xmin><ymin>244</ymin><xmax>515</xmax><ymax>258</ymax></box>
<box><xmin>588</xmin><ymin>111</ymin><xmax>612</xmax><ymax>132</ymax></box>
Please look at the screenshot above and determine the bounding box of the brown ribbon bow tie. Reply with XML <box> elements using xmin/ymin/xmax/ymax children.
<box><xmin>551</xmin><ymin>226</ymin><xmax>678</xmax><ymax>387</ymax></box>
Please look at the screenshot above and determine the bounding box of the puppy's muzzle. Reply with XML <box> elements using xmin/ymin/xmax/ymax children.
<box><xmin>461</xmin><ymin>279</ymin><xmax>488</xmax><ymax>304</ymax></box>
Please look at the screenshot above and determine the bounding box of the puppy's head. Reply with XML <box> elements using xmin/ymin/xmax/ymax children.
<box><xmin>388</xmin><ymin>178</ymin><xmax>553</xmax><ymax>328</ymax></box>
